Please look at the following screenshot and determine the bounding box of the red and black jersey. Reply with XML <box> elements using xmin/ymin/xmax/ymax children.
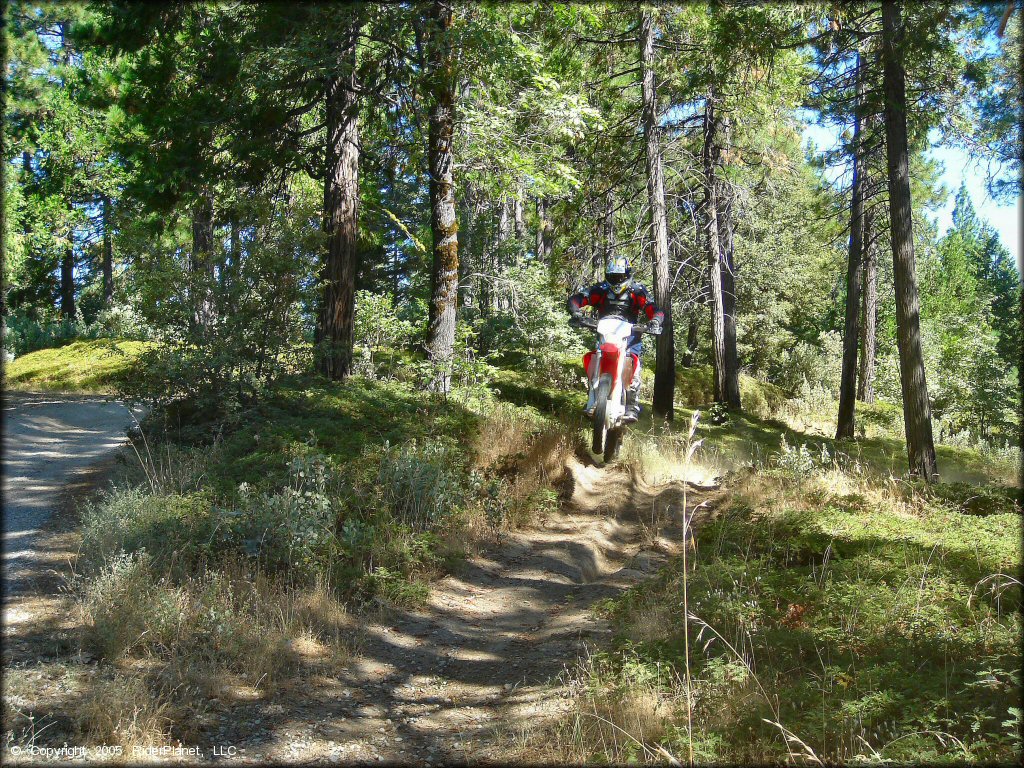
<box><xmin>568</xmin><ymin>281</ymin><xmax>664</xmax><ymax>325</ymax></box>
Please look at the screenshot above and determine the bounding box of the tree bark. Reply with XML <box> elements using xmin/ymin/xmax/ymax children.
<box><xmin>424</xmin><ymin>0</ymin><xmax>459</xmax><ymax>393</ymax></box>
<box><xmin>881</xmin><ymin>0</ymin><xmax>938</xmax><ymax>480</ymax></box>
<box><xmin>702</xmin><ymin>90</ymin><xmax>740</xmax><ymax>409</ymax></box>
<box><xmin>717</xmin><ymin>115</ymin><xmax>742</xmax><ymax>409</ymax></box>
<box><xmin>316</xmin><ymin>19</ymin><xmax>361</xmax><ymax>380</ymax></box>
<box><xmin>536</xmin><ymin>197</ymin><xmax>551</xmax><ymax>263</ymax></box>
<box><xmin>190</xmin><ymin>188</ymin><xmax>215</xmax><ymax>329</ymax></box>
<box><xmin>102</xmin><ymin>195</ymin><xmax>114</xmax><ymax>306</ymax></box>
<box><xmin>837</xmin><ymin>51</ymin><xmax>866</xmax><ymax>440</ymax></box>
<box><xmin>858</xmin><ymin>202</ymin><xmax>878</xmax><ymax>403</ymax></box>
<box><xmin>513</xmin><ymin>192</ymin><xmax>525</xmax><ymax>241</ymax></box>
<box><xmin>60</xmin><ymin>238</ymin><xmax>75</xmax><ymax>320</ymax></box>
<box><xmin>600</xmin><ymin>190</ymin><xmax>614</xmax><ymax>280</ymax></box>
<box><xmin>640</xmin><ymin>10</ymin><xmax>674</xmax><ymax>419</ymax></box>
<box><xmin>682</xmin><ymin>310</ymin><xmax>700</xmax><ymax>368</ymax></box>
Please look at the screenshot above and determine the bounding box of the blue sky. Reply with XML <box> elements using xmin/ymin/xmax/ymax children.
<box><xmin>802</xmin><ymin>119</ymin><xmax>1020</xmax><ymax>273</ymax></box>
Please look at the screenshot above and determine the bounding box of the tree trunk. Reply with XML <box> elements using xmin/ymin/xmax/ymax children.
<box><xmin>858</xmin><ymin>204</ymin><xmax>878</xmax><ymax>403</ymax></box>
<box><xmin>702</xmin><ymin>91</ymin><xmax>740</xmax><ymax>409</ymax></box>
<box><xmin>102</xmin><ymin>195</ymin><xmax>114</xmax><ymax>306</ymax></box>
<box><xmin>424</xmin><ymin>0</ymin><xmax>459</xmax><ymax>393</ymax></box>
<box><xmin>881</xmin><ymin>0</ymin><xmax>938</xmax><ymax>480</ymax></box>
<box><xmin>640</xmin><ymin>11</ymin><xmax>674</xmax><ymax>419</ymax></box>
<box><xmin>513</xmin><ymin>192</ymin><xmax>525</xmax><ymax>242</ymax></box>
<box><xmin>682</xmin><ymin>310</ymin><xmax>700</xmax><ymax>368</ymax></box>
<box><xmin>536</xmin><ymin>197</ymin><xmax>551</xmax><ymax>263</ymax></box>
<box><xmin>717</xmin><ymin>115</ymin><xmax>742</xmax><ymax>409</ymax></box>
<box><xmin>60</xmin><ymin>238</ymin><xmax>75</xmax><ymax>320</ymax></box>
<box><xmin>190</xmin><ymin>188</ymin><xmax>215</xmax><ymax>330</ymax></box>
<box><xmin>459</xmin><ymin>188</ymin><xmax>475</xmax><ymax>312</ymax></box>
<box><xmin>316</xmin><ymin>20</ymin><xmax>361</xmax><ymax>380</ymax></box>
<box><xmin>837</xmin><ymin>51</ymin><xmax>866</xmax><ymax>440</ymax></box>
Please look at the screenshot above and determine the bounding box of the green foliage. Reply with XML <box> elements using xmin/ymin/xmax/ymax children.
<box><xmin>375</xmin><ymin>438</ymin><xmax>469</xmax><ymax>531</ymax></box>
<box><xmin>3</xmin><ymin>302</ymin><xmax>152</xmax><ymax>358</ymax></box>
<box><xmin>589</xmin><ymin>471</ymin><xmax>1022</xmax><ymax>763</ymax></box>
<box><xmin>120</xmin><ymin>180</ymin><xmax>323</xmax><ymax>425</ymax></box>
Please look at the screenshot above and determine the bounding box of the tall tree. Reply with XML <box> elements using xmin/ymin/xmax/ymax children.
<box><xmin>316</xmin><ymin>17</ymin><xmax>362</xmax><ymax>380</ymax></box>
<box><xmin>857</xmin><ymin>215</ymin><xmax>878</xmax><ymax>403</ymax></box>
<box><xmin>422</xmin><ymin>0</ymin><xmax>460</xmax><ymax>393</ymax></box>
<box><xmin>702</xmin><ymin>89</ymin><xmax>741</xmax><ymax>409</ymax></box>
<box><xmin>836</xmin><ymin>50</ymin><xmax>867</xmax><ymax>440</ymax></box>
<box><xmin>639</xmin><ymin>9</ymin><xmax>674</xmax><ymax>419</ymax></box>
<box><xmin>59</xmin><ymin>239</ymin><xmax>75</xmax><ymax>319</ymax></box>
<box><xmin>101</xmin><ymin>195</ymin><xmax>114</xmax><ymax>305</ymax></box>
<box><xmin>189</xmin><ymin>188</ymin><xmax>215</xmax><ymax>330</ymax></box>
<box><xmin>881</xmin><ymin>0</ymin><xmax>938</xmax><ymax>480</ymax></box>
<box><xmin>716</xmin><ymin>113</ymin><xmax>741</xmax><ymax>411</ymax></box>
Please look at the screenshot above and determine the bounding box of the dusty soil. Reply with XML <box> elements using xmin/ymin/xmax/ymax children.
<box><xmin>2</xmin><ymin>392</ymin><xmax>138</xmax><ymax>601</ymax></box>
<box><xmin>2</xmin><ymin>393</ymin><xmax>139</xmax><ymax>753</ymax></box>
<box><xmin>216</xmin><ymin>456</ymin><xmax>720</xmax><ymax>764</ymax></box>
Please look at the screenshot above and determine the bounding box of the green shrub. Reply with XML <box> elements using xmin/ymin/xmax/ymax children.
<box><xmin>80</xmin><ymin>488</ymin><xmax>216</xmax><ymax>576</ymax></box>
<box><xmin>856</xmin><ymin>399</ymin><xmax>903</xmax><ymax>436</ymax></box>
<box><xmin>375</xmin><ymin>438</ymin><xmax>469</xmax><ymax>531</ymax></box>
<box><xmin>228</xmin><ymin>452</ymin><xmax>342</xmax><ymax>583</ymax></box>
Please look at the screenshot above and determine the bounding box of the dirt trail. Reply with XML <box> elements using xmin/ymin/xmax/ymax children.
<box><xmin>229</xmin><ymin>455</ymin><xmax>721</xmax><ymax>764</ymax></box>
<box><xmin>2</xmin><ymin>392</ymin><xmax>138</xmax><ymax>603</ymax></box>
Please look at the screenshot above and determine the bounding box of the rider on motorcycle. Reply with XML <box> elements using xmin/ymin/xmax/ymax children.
<box><xmin>568</xmin><ymin>255</ymin><xmax>664</xmax><ymax>423</ymax></box>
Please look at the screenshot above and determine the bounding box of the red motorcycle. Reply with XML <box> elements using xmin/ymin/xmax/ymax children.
<box><xmin>575</xmin><ymin>314</ymin><xmax>660</xmax><ymax>463</ymax></box>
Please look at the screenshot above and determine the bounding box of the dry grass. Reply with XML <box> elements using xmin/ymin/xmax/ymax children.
<box><xmin>508</xmin><ymin>650</ymin><xmax>686</xmax><ymax>765</ymax></box>
<box><xmin>505</xmin><ymin>422</ymin><xmax>579</xmax><ymax>526</ymax></box>
<box><xmin>621</xmin><ymin>426</ymin><xmax>725</xmax><ymax>488</ymax></box>
<box><xmin>76</xmin><ymin>672</ymin><xmax>177</xmax><ymax>756</ymax></box>
<box><xmin>70</xmin><ymin>553</ymin><xmax>356</xmax><ymax>749</ymax></box>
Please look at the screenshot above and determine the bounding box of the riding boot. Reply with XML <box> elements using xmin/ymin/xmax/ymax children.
<box><xmin>623</xmin><ymin>383</ymin><xmax>641</xmax><ymax>423</ymax></box>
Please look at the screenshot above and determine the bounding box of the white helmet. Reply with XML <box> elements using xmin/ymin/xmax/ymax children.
<box><xmin>605</xmin><ymin>256</ymin><xmax>631</xmax><ymax>295</ymax></box>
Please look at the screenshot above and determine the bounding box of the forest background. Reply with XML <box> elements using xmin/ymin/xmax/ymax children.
<box><xmin>2</xmin><ymin>1</ymin><xmax>1021</xmax><ymax>763</ymax></box>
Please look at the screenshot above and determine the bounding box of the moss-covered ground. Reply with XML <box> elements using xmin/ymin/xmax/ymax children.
<box><xmin>4</xmin><ymin>339</ymin><xmax>153</xmax><ymax>393</ymax></box>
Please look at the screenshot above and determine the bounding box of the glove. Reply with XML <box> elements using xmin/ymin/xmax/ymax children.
<box><xmin>647</xmin><ymin>320</ymin><xmax>663</xmax><ymax>336</ymax></box>
<box><xmin>569</xmin><ymin>310</ymin><xmax>583</xmax><ymax>326</ymax></box>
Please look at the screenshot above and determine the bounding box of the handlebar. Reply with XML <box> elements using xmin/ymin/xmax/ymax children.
<box><xmin>571</xmin><ymin>316</ymin><xmax>661</xmax><ymax>336</ymax></box>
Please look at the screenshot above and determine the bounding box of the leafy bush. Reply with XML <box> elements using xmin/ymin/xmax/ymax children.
<box><xmin>80</xmin><ymin>488</ymin><xmax>216</xmax><ymax>577</ymax></box>
<box><xmin>2</xmin><ymin>303</ymin><xmax>152</xmax><ymax>359</ymax></box>
<box><xmin>229</xmin><ymin>452</ymin><xmax>341</xmax><ymax>582</ymax></box>
<box><xmin>776</xmin><ymin>330</ymin><xmax>843</xmax><ymax>397</ymax></box>
<box><xmin>123</xmin><ymin>184</ymin><xmax>321</xmax><ymax>425</ymax></box>
<box><xmin>3</xmin><ymin>313</ymin><xmax>96</xmax><ymax>356</ymax></box>
<box><xmin>352</xmin><ymin>290</ymin><xmax>416</xmax><ymax>377</ymax></box>
<box><xmin>476</xmin><ymin>262</ymin><xmax>586</xmax><ymax>377</ymax></box>
<box><xmin>375</xmin><ymin>438</ymin><xmax>469</xmax><ymax>531</ymax></box>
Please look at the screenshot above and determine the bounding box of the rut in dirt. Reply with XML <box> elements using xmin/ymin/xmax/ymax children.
<box><xmin>230</xmin><ymin>453</ymin><xmax>722</xmax><ymax>763</ymax></box>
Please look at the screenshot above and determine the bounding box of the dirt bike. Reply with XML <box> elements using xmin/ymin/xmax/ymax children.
<box><xmin>573</xmin><ymin>314</ymin><xmax>661</xmax><ymax>463</ymax></box>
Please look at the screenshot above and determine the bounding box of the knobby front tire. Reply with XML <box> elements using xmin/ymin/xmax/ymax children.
<box><xmin>592</xmin><ymin>374</ymin><xmax>612</xmax><ymax>455</ymax></box>
<box><xmin>604</xmin><ymin>426</ymin><xmax>623</xmax><ymax>463</ymax></box>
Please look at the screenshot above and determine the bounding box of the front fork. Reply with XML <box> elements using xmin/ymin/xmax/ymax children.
<box><xmin>585</xmin><ymin>348</ymin><xmax>602</xmax><ymax>412</ymax></box>
<box><xmin>585</xmin><ymin>347</ymin><xmax>627</xmax><ymax>416</ymax></box>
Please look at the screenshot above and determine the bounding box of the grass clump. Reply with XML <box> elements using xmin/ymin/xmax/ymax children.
<box><xmin>541</xmin><ymin>461</ymin><xmax>1021</xmax><ymax>764</ymax></box>
<box><xmin>75</xmin><ymin>550</ymin><xmax>352</xmax><ymax>745</ymax></box>
<box><xmin>4</xmin><ymin>339</ymin><xmax>152</xmax><ymax>393</ymax></box>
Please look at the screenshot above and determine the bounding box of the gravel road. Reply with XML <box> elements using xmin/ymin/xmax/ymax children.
<box><xmin>2</xmin><ymin>391</ymin><xmax>139</xmax><ymax>596</ymax></box>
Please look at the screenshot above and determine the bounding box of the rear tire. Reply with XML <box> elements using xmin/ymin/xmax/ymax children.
<box><xmin>604</xmin><ymin>426</ymin><xmax>623</xmax><ymax>463</ymax></box>
<box><xmin>592</xmin><ymin>374</ymin><xmax>612</xmax><ymax>454</ymax></box>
